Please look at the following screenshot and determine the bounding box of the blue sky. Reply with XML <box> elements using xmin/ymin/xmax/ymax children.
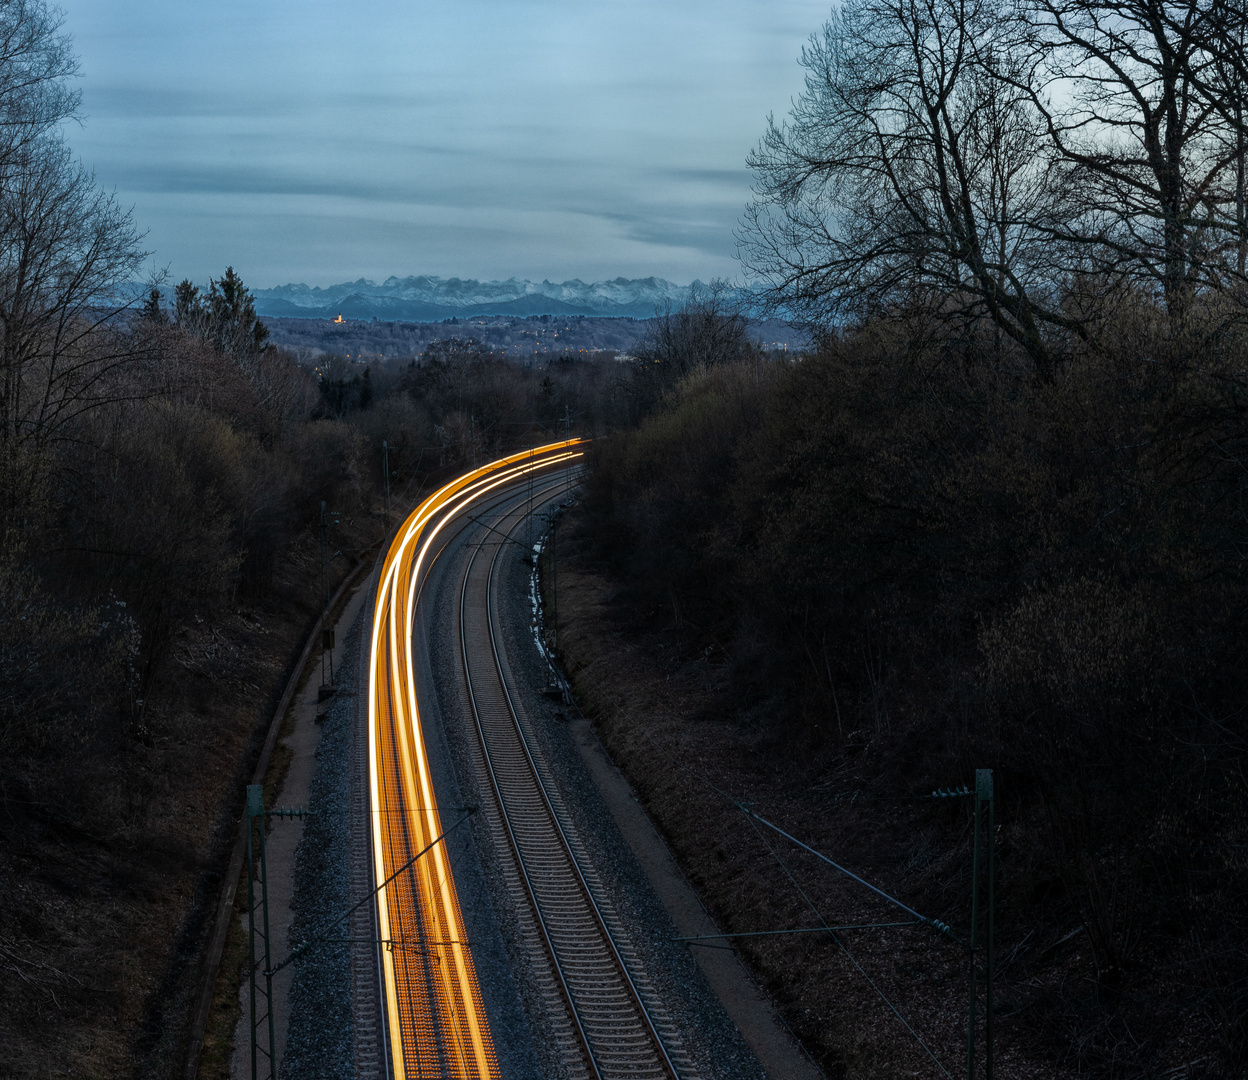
<box><xmin>57</xmin><ymin>0</ymin><xmax>831</xmax><ymax>289</ymax></box>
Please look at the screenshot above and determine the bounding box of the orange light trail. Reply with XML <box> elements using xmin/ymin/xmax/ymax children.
<box><xmin>369</xmin><ymin>440</ymin><xmax>586</xmax><ymax>1078</ymax></box>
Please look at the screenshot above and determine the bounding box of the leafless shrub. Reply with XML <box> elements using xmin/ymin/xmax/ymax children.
<box><xmin>0</xmin><ymin>536</ymin><xmax>139</xmax><ymax>755</ymax></box>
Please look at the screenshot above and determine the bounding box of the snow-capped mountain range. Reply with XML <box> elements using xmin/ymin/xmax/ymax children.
<box><xmin>251</xmin><ymin>275</ymin><xmax>700</xmax><ymax>321</ymax></box>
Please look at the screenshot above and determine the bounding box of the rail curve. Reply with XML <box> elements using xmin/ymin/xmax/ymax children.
<box><xmin>457</xmin><ymin>481</ymin><xmax>696</xmax><ymax>1080</ymax></box>
<box><xmin>368</xmin><ymin>442</ymin><xmax>585</xmax><ymax>1079</ymax></box>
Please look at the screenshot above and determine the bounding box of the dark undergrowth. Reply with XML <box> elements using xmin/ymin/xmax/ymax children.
<box><xmin>0</xmin><ymin>268</ymin><xmax>624</xmax><ymax>1078</ymax></box>
<box><xmin>580</xmin><ymin>319</ymin><xmax>1248</xmax><ymax>1077</ymax></box>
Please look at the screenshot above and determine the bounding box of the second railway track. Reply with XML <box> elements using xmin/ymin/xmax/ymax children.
<box><xmin>456</xmin><ymin>476</ymin><xmax>697</xmax><ymax>1080</ymax></box>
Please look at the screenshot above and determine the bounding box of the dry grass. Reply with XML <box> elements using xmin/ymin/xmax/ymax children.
<box><xmin>554</xmin><ymin>505</ymin><xmax>1220</xmax><ymax>1080</ymax></box>
<box><xmin>194</xmin><ymin>555</ymin><xmax>372</xmax><ymax>1080</ymax></box>
<box><xmin>0</xmin><ymin>521</ymin><xmax>374</xmax><ymax>1080</ymax></box>
<box><xmin>197</xmin><ymin>892</ymin><xmax>248</xmax><ymax>1080</ymax></box>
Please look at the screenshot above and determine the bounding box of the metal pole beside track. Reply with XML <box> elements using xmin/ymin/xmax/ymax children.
<box><xmin>984</xmin><ymin>769</ymin><xmax>995</xmax><ymax>1080</ymax></box>
<box><xmin>260</xmin><ymin>804</ymin><xmax>276</xmax><ymax>1075</ymax></box>
<box><xmin>383</xmin><ymin>441</ymin><xmax>391</xmax><ymax>526</ymax></box>
<box><xmin>247</xmin><ymin>789</ymin><xmax>258</xmax><ymax>1080</ymax></box>
<box><xmin>246</xmin><ymin>784</ymin><xmax>275</xmax><ymax>1080</ymax></box>
<box><xmin>966</xmin><ymin>769</ymin><xmax>995</xmax><ymax>1080</ymax></box>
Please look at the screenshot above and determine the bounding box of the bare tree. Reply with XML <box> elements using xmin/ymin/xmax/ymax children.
<box><xmin>172</xmin><ymin>268</ymin><xmax>314</xmax><ymax>442</ymax></box>
<box><xmin>173</xmin><ymin>268</ymin><xmax>269</xmax><ymax>359</ymax></box>
<box><xmin>0</xmin><ymin>139</ymin><xmax>145</xmax><ymax>511</ymax></box>
<box><xmin>1007</xmin><ymin>0</ymin><xmax>1248</xmax><ymax>329</ymax></box>
<box><xmin>0</xmin><ymin>0</ymin><xmax>78</xmax><ymax>155</ymax></box>
<box><xmin>740</xmin><ymin>0</ymin><xmax>1084</xmax><ymax>378</ymax></box>
<box><xmin>741</xmin><ymin>0</ymin><xmax>1248</xmax><ymax>361</ymax></box>
<box><xmin>1209</xmin><ymin>0</ymin><xmax>1248</xmax><ymax>277</ymax></box>
<box><xmin>636</xmin><ymin>279</ymin><xmax>753</xmax><ymax>382</ymax></box>
<box><xmin>0</xmin><ymin>0</ymin><xmax>145</xmax><ymax>514</ymax></box>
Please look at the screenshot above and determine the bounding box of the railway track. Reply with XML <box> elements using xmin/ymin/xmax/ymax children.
<box><xmin>456</xmin><ymin>479</ymin><xmax>697</xmax><ymax>1080</ymax></box>
<box><xmin>366</xmin><ymin>443</ymin><xmax>702</xmax><ymax>1079</ymax></box>
<box><xmin>368</xmin><ymin>444</ymin><xmax>585</xmax><ymax>1080</ymax></box>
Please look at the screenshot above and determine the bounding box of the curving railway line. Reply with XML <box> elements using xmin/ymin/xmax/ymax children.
<box><xmin>458</xmin><ymin>475</ymin><xmax>695</xmax><ymax>1080</ymax></box>
<box><xmin>367</xmin><ymin>441</ymin><xmax>695</xmax><ymax>1080</ymax></box>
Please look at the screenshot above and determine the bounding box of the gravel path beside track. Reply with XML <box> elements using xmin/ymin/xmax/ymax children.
<box><xmin>282</xmin><ymin>609</ymin><xmax>361</xmax><ymax>1078</ymax></box>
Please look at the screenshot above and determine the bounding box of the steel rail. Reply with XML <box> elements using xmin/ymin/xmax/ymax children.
<box><xmin>369</xmin><ymin>443</ymin><xmax>585</xmax><ymax>1079</ymax></box>
<box><xmin>481</xmin><ymin>501</ymin><xmax>678</xmax><ymax>1078</ymax></box>
<box><xmin>458</xmin><ymin>477</ymin><xmax>601</xmax><ymax>1078</ymax></box>
<box><xmin>457</xmin><ymin>476</ymin><xmax>681</xmax><ymax>1080</ymax></box>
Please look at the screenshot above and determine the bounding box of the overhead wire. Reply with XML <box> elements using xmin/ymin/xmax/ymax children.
<box><xmin>559</xmin><ymin>652</ymin><xmax>966</xmax><ymax>1077</ymax></box>
<box><xmin>626</xmin><ymin>716</ymin><xmax>956</xmax><ymax>942</ymax></box>
<box><xmin>526</xmin><ymin>473</ymin><xmax>970</xmax><ymax>1076</ymax></box>
<box><xmin>745</xmin><ymin>812</ymin><xmax>954</xmax><ymax>1079</ymax></box>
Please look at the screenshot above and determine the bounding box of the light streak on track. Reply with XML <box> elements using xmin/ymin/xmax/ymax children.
<box><xmin>368</xmin><ymin>441</ymin><xmax>586</xmax><ymax>1079</ymax></box>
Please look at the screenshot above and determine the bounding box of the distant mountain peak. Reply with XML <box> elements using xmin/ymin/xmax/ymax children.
<box><xmin>250</xmin><ymin>274</ymin><xmax>698</xmax><ymax>321</ymax></box>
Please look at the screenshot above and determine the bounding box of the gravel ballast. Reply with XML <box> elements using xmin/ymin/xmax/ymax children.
<box><xmin>423</xmin><ymin>487</ymin><xmax>769</xmax><ymax>1080</ymax></box>
<box><xmin>283</xmin><ymin>482</ymin><xmax>772</xmax><ymax>1079</ymax></box>
<box><xmin>280</xmin><ymin>607</ymin><xmax>360</xmax><ymax>1078</ymax></box>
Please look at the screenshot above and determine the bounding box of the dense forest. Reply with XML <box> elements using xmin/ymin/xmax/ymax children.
<box><xmin>0</xmin><ymin>6</ymin><xmax>627</xmax><ymax>1062</ymax></box>
<box><xmin>1</xmin><ymin>257</ymin><xmax>629</xmax><ymax>1072</ymax></box>
<box><xmin>1</xmin><ymin>252</ymin><xmax>628</xmax><ymax>1073</ymax></box>
<box><xmin>571</xmin><ymin>0</ymin><xmax>1248</xmax><ymax>1075</ymax></box>
<box><xmin>581</xmin><ymin>313</ymin><xmax>1247</xmax><ymax>1076</ymax></box>
<box><xmin>4</xmin><ymin>0</ymin><xmax>1248</xmax><ymax>1075</ymax></box>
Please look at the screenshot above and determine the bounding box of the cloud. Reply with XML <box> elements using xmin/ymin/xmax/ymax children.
<box><xmin>59</xmin><ymin>0</ymin><xmax>830</xmax><ymax>283</ymax></box>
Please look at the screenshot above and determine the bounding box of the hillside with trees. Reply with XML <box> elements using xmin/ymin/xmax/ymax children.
<box><xmin>557</xmin><ymin>1</ymin><xmax>1248</xmax><ymax>1076</ymax></box>
<box><xmin>0</xmin><ymin>6</ymin><xmax>627</xmax><ymax>1067</ymax></box>
<box><xmin>2</xmin><ymin>260</ymin><xmax>625</xmax><ymax>1075</ymax></box>
<box><xmin>259</xmin><ymin>311</ymin><xmax>807</xmax><ymax>364</ymax></box>
<box><xmin>5</xmin><ymin>0</ymin><xmax>1248</xmax><ymax>1076</ymax></box>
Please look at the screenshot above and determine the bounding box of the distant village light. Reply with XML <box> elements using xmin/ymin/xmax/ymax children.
<box><xmin>333</xmin><ymin>313</ymin><xmax>344</xmax><ymax>323</ymax></box>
